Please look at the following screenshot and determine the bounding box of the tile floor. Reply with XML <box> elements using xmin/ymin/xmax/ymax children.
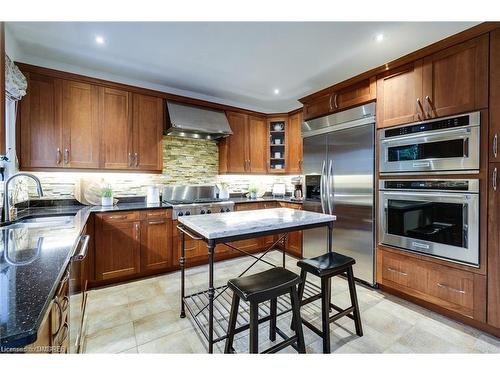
<box><xmin>82</xmin><ymin>251</ymin><xmax>500</xmax><ymax>354</ymax></box>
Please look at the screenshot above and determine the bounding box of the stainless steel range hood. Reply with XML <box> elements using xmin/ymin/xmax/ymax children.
<box><xmin>165</xmin><ymin>101</ymin><xmax>233</xmax><ymax>140</ymax></box>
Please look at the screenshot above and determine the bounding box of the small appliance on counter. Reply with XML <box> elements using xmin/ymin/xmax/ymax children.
<box><xmin>271</xmin><ymin>183</ymin><xmax>286</xmax><ymax>198</ymax></box>
<box><xmin>147</xmin><ymin>186</ymin><xmax>160</xmax><ymax>204</ymax></box>
<box><xmin>291</xmin><ymin>176</ymin><xmax>303</xmax><ymax>200</ymax></box>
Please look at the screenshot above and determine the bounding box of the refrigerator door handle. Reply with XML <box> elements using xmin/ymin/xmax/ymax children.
<box><xmin>327</xmin><ymin>159</ymin><xmax>334</xmax><ymax>215</ymax></box>
<box><xmin>320</xmin><ymin>160</ymin><xmax>327</xmax><ymax>213</ymax></box>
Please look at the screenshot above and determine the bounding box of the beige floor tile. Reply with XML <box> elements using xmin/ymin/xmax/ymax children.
<box><xmin>133</xmin><ymin>309</ymin><xmax>192</xmax><ymax>345</ymax></box>
<box><xmin>86</xmin><ymin>304</ymin><xmax>133</xmax><ymax>337</ymax></box>
<box><xmin>137</xmin><ymin>329</ymin><xmax>198</xmax><ymax>353</ymax></box>
<box><xmin>128</xmin><ymin>295</ymin><xmax>173</xmax><ymax>321</ymax></box>
<box><xmin>126</xmin><ymin>281</ymin><xmax>165</xmax><ymax>304</ymax></box>
<box><xmin>86</xmin><ymin>288</ymin><xmax>129</xmax><ymax>315</ymax></box>
<box><xmin>119</xmin><ymin>347</ymin><xmax>138</xmax><ymax>354</ymax></box>
<box><xmin>473</xmin><ymin>334</ymin><xmax>500</xmax><ymax>353</ymax></box>
<box><xmin>84</xmin><ymin>322</ymin><xmax>136</xmax><ymax>354</ymax></box>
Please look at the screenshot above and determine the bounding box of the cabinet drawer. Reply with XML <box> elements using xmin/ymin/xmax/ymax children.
<box><xmin>427</xmin><ymin>267</ymin><xmax>474</xmax><ymax>311</ymax></box>
<box><xmin>235</xmin><ymin>203</ymin><xmax>263</xmax><ymax>211</ymax></box>
<box><xmin>99</xmin><ymin>211</ymin><xmax>140</xmax><ymax>222</ymax></box>
<box><xmin>380</xmin><ymin>251</ymin><xmax>426</xmax><ymax>292</ymax></box>
<box><xmin>141</xmin><ymin>209</ymin><xmax>172</xmax><ymax>220</ymax></box>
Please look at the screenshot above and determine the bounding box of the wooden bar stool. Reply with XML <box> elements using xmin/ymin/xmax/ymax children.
<box><xmin>293</xmin><ymin>252</ymin><xmax>363</xmax><ymax>353</ymax></box>
<box><xmin>224</xmin><ymin>267</ymin><xmax>306</xmax><ymax>354</ymax></box>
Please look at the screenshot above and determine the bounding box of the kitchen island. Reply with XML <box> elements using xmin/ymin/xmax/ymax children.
<box><xmin>177</xmin><ymin>207</ymin><xmax>336</xmax><ymax>353</ymax></box>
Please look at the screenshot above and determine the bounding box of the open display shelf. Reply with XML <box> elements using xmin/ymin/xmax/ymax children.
<box><xmin>268</xmin><ymin>119</ymin><xmax>287</xmax><ymax>173</ymax></box>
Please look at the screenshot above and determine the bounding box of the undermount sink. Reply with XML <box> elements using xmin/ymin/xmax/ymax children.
<box><xmin>3</xmin><ymin>215</ymin><xmax>75</xmax><ymax>229</ymax></box>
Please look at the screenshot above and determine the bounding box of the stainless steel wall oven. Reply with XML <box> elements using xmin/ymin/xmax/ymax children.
<box><xmin>379</xmin><ymin>112</ymin><xmax>480</xmax><ymax>174</ymax></box>
<box><xmin>379</xmin><ymin>179</ymin><xmax>479</xmax><ymax>266</ymax></box>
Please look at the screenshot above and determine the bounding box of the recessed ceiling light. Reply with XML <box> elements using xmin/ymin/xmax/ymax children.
<box><xmin>375</xmin><ymin>34</ymin><xmax>384</xmax><ymax>43</ymax></box>
<box><xmin>273</xmin><ymin>89</ymin><xmax>280</xmax><ymax>95</ymax></box>
<box><xmin>95</xmin><ymin>35</ymin><xmax>105</xmax><ymax>45</ymax></box>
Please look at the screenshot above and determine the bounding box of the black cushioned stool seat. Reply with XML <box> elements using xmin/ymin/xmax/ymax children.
<box><xmin>225</xmin><ymin>267</ymin><xmax>306</xmax><ymax>354</ymax></box>
<box><xmin>294</xmin><ymin>252</ymin><xmax>363</xmax><ymax>353</ymax></box>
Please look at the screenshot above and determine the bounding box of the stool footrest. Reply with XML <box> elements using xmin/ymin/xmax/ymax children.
<box><xmin>262</xmin><ymin>336</ymin><xmax>298</xmax><ymax>354</ymax></box>
<box><xmin>329</xmin><ymin>306</ymin><xmax>355</xmax><ymax>323</ymax></box>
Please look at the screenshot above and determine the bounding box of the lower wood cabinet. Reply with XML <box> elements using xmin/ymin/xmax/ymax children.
<box><xmin>488</xmin><ymin>163</ymin><xmax>500</xmax><ymax>328</ymax></box>
<box><xmin>279</xmin><ymin>202</ymin><xmax>303</xmax><ymax>258</ymax></box>
<box><xmin>378</xmin><ymin>247</ymin><xmax>486</xmax><ymax>322</ymax></box>
<box><xmin>95</xmin><ymin>210</ymin><xmax>172</xmax><ymax>281</ymax></box>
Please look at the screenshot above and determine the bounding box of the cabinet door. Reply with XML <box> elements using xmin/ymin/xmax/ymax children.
<box><xmin>100</xmin><ymin>87</ymin><xmax>133</xmax><ymax>169</ymax></box>
<box><xmin>490</xmin><ymin>29</ymin><xmax>500</xmax><ymax>162</ymax></box>
<box><xmin>140</xmin><ymin>211</ymin><xmax>172</xmax><ymax>272</ymax></box>
<box><xmin>20</xmin><ymin>73</ymin><xmax>62</xmax><ymax>168</ymax></box>
<box><xmin>287</xmin><ymin>111</ymin><xmax>303</xmax><ymax>173</ymax></box>
<box><xmin>334</xmin><ymin>78</ymin><xmax>376</xmax><ymax>112</ymax></box>
<box><xmin>422</xmin><ymin>34</ymin><xmax>488</xmax><ymax>119</ymax></box>
<box><xmin>172</xmin><ymin>220</ymin><xmax>206</xmax><ymax>266</ymax></box>
<box><xmin>95</xmin><ymin>214</ymin><xmax>141</xmax><ymax>280</ymax></box>
<box><xmin>488</xmin><ymin>164</ymin><xmax>500</xmax><ymax>328</ymax></box>
<box><xmin>376</xmin><ymin>62</ymin><xmax>423</xmax><ymax>128</ymax></box>
<box><xmin>133</xmin><ymin>93</ymin><xmax>163</xmax><ymax>171</ymax></box>
<box><xmin>62</xmin><ymin>80</ymin><xmax>100</xmax><ymax>169</ymax></box>
<box><xmin>248</xmin><ymin>115</ymin><xmax>267</xmax><ymax>173</ymax></box>
<box><xmin>303</xmin><ymin>93</ymin><xmax>332</xmax><ymax>121</ymax></box>
<box><xmin>223</xmin><ymin>111</ymin><xmax>248</xmax><ymax>173</ymax></box>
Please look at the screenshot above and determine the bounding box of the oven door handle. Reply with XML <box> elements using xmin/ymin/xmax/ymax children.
<box><xmin>380</xmin><ymin>126</ymin><xmax>473</xmax><ymax>144</ymax></box>
<box><xmin>320</xmin><ymin>160</ymin><xmax>327</xmax><ymax>214</ymax></box>
<box><xmin>380</xmin><ymin>191</ymin><xmax>474</xmax><ymax>199</ymax></box>
<box><xmin>72</xmin><ymin>235</ymin><xmax>90</xmax><ymax>262</ymax></box>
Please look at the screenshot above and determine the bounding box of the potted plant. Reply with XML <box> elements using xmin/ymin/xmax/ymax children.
<box><xmin>101</xmin><ymin>185</ymin><xmax>114</xmax><ymax>206</ymax></box>
<box><xmin>248</xmin><ymin>184</ymin><xmax>258</xmax><ymax>200</ymax></box>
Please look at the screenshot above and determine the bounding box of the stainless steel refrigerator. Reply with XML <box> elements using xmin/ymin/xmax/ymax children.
<box><xmin>302</xmin><ymin>103</ymin><xmax>376</xmax><ymax>286</ymax></box>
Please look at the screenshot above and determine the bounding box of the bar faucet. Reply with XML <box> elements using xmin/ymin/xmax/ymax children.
<box><xmin>2</xmin><ymin>172</ymin><xmax>44</xmax><ymax>222</ymax></box>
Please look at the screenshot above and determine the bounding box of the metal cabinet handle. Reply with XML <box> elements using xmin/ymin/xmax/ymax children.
<box><xmin>135</xmin><ymin>222</ymin><xmax>140</xmax><ymax>240</ymax></box>
<box><xmin>53</xmin><ymin>298</ymin><xmax>64</xmax><ymax>337</ymax></box>
<box><xmin>387</xmin><ymin>267</ymin><xmax>408</xmax><ymax>276</ymax></box>
<box><xmin>134</xmin><ymin>152</ymin><xmax>139</xmax><ymax>167</ymax></box>
<box><xmin>493</xmin><ymin>167</ymin><xmax>498</xmax><ymax>192</ymax></box>
<box><xmin>128</xmin><ymin>152</ymin><xmax>133</xmax><ymax>167</ymax></box>
<box><xmin>329</xmin><ymin>94</ymin><xmax>334</xmax><ymax>110</ymax></box>
<box><xmin>425</xmin><ymin>95</ymin><xmax>432</xmax><ymax>117</ymax></box>
<box><xmin>107</xmin><ymin>215</ymin><xmax>128</xmax><ymax>220</ymax></box>
<box><xmin>493</xmin><ymin>134</ymin><xmax>498</xmax><ymax>159</ymax></box>
<box><xmin>64</xmin><ymin>148</ymin><xmax>70</xmax><ymax>164</ymax></box>
<box><xmin>437</xmin><ymin>282</ymin><xmax>465</xmax><ymax>294</ymax></box>
<box><xmin>148</xmin><ymin>219</ymin><xmax>166</xmax><ymax>225</ymax></box>
<box><xmin>333</xmin><ymin>93</ymin><xmax>338</xmax><ymax>109</ymax></box>
<box><xmin>56</xmin><ymin>148</ymin><xmax>62</xmax><ymax>164</ymax></box>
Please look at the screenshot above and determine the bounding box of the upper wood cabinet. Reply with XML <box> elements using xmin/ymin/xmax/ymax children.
<box><xmin>377</xmin><ymin>35</ymin><xmax>488</xmax><ymax>129</ymax></box>
<box><xmin>287</xmin><ymin>111</ymin><xmax>303</xmax><ymax>174</ymax></box>
<box><xmin>376</xmin><ymin>62</ymin><xmax>423</xmax><ymax>128</ymax></box>
<box><xmin>20</xmin><ymin>73</ymin><xmax>62</xmax><ymax>168</ymax></box>
<box><xmin>19</xmin><ymin>70</ymin><xmax>164</xmax><ymax>172</ymax></box>
<box><xmin>302</xmin><ymin>78</ymin><xmax>376</xmax><ymax>121</ymax></box>
<box><xmin>132</xmin><ymin>93</ymin><xmax>163</xmax><ymax>171</ymax></box>
<box><xmin>422</xmin><ymin>34</ymin><xmax>488</xmax><ymax>119</ymax></box>
<box><xmin>220</xmin><ymin>111</ymin><xmax>248</xmax><ymax>173</ymax></box>
<box><xmin>247</xmin><ymin>115</ymin><xmax>268</xmax><ymax>173</ymax></box>
<box><xmin>490</xmin><ymin>29</ymin><xmax>500</xmax><ymax>163</ymax></box>
<box><xmin>62</xmin><ymin>80</ymin><xmax>100</xmax><ymax>168</ymax></box>
<box><xmin>100</xmin><ymin>87</ymin><xmax>133</xmax><ymax>170</ymax></box>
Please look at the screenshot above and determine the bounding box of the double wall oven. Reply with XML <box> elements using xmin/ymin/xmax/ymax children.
<box><xmin>378</xmin><ymin>112</ymin><xmax>481</xmax><ymax>267</ymax></box>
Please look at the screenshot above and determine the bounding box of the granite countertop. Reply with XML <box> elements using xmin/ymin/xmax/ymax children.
<box><xmin>0</xmin><ymin>197</ymin><xmax>171</xmax><ymax>349</ymax></box>
<box><xmin>178</xmin><ymin>207</ymin><xmax>335</xmax><ymax>240</ymax></box>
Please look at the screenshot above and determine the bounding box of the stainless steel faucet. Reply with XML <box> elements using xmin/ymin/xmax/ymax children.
<box><xmin>2</xmin><ymin>172</ymin><xmax>44</xmax><ymax>222</ymax></box>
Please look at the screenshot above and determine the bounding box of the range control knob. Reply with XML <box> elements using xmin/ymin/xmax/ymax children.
<box><xmin>220</xmin><ymin>208</ymin><xmax>225</xmax><ymax>213</ymax></box>
<box><xmin>178</xmin><ymin>212</ymin><xmax>184</xmax><ymax>217</ymax></box>
<box><xmin>225</xmin><ymin>208</ymin><xmax>231</xmax><ymax>212</ymax></box>
<box><xmin>185</xmin><ymin>211</ymin><xmax>191</xmax><ymax>216</ymax></box>
<box><xmin>207</xmin><ymin>209</ymin><xmax>211</xmax><ymax>214</ymax></box>
<box><xmin>200</xmin><ymin>210</ymin><xmax>206</xmax><ymax>214</ymax></box>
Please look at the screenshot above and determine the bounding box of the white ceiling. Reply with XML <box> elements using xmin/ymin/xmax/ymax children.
<box><xmin>6</xmin><ymin>22</ymin><xmax>478</xmax><ymax>113</ymax></box>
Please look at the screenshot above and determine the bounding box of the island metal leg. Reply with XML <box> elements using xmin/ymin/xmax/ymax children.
<box><xmin>327</xmin><ymin>222</ymin><xmax>333</xmax><ymax>253</ymax></box>
<box><xmin>207</xmin><ymin>239</ymin><xmax>215</xmax><ymax>353</ymax></box>
<box><xmin>180</xmin><ymin>231</ymin><xmax>186</xmax><ymax>318</ymax></box>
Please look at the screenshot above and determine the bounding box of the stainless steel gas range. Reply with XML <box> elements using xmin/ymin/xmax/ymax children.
<box><xmin>161</xmin><ymin>185</ymin><xmax>234</xmax><ymax>219</ymax></box>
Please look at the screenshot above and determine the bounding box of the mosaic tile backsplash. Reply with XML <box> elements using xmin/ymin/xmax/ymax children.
<box><xmin>6</xmin><ymin>136</ymin><xmax>299</xmax><ymax>204</ymax></box>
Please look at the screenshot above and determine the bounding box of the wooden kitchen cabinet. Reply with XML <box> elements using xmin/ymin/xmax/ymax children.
<box><xmin>100</xmin><ymin>87</ymin><xmax>133</xmax><ymax>170</ymax></box>
<box><xmin>20</xmin><ymin>73</ymin><xmax>63</xmax><ymax>168</ymax></box>
<box><xmin>220</xmin><ymin>111</ymin><xmax>248</xmax><ymax>173</ymax></box>
<box><xmin>62</xmin><ymin>80</ymin><xmax>100</xmax><ymax>168</ymax></box>
<box><xmin>95</xmin><ymin>212</ymin><xmax>141</xmax><ymax>281</ymax></box>
<box><xmin>140</xmin><ymin>210</ymin><xmax>173</xmax><ymax>272</ymax></box>
<box><xmin>376</xmin><ymin>62</ymin><xmax>424</xmax><ymax>128</ymax></box>
<box><xmin>302</xmin><ymin>78</ymin><xmax>376</xmax><ymax>121</ymax></box>
<box><xmin>488</xmin><ymin>163</ymin><xmax>500</xmax><ymax>328</ymax></box>
<box><xmin>248</xmin><ymin>115</ymin><xmax>268</xmax><ymax>173</ymax></box>
<box><xmin>421</xmin><ymin>34</ymin><xmax>488</xmax><ymax>119</ymax></box>
<box><xmin>287</xmin><ymin>111</ymin><xmax>303</xmax><ymax>173</ymax></box>
<box><xmin>279</xmin><ymin>202</ymin><xmax>303</xmax><ymax>258</ymax></box>
<box><xmin>378</xmin><ymin>247</ymin><xmax>486</xmax><ymax>322</ymax></box>
<box><xmin>172</xmin><ymin>219</ymin><xmax>206</xmax><ymax>266</ymax></box>
<box><xmin>132</xmin><ymin>93</ymin><xmax>163</xmax><ymax>171</ymax></box>
<box><xmin>490</xmin><ymin>29</ymin><xmax>500</xmax><ymax>162</ymax></box>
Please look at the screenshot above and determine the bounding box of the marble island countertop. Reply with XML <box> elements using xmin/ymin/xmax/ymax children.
<box><xmin>178</xmin><ymin>207</ymin><xmax>335</xmax><ymax>240</ymax></box>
